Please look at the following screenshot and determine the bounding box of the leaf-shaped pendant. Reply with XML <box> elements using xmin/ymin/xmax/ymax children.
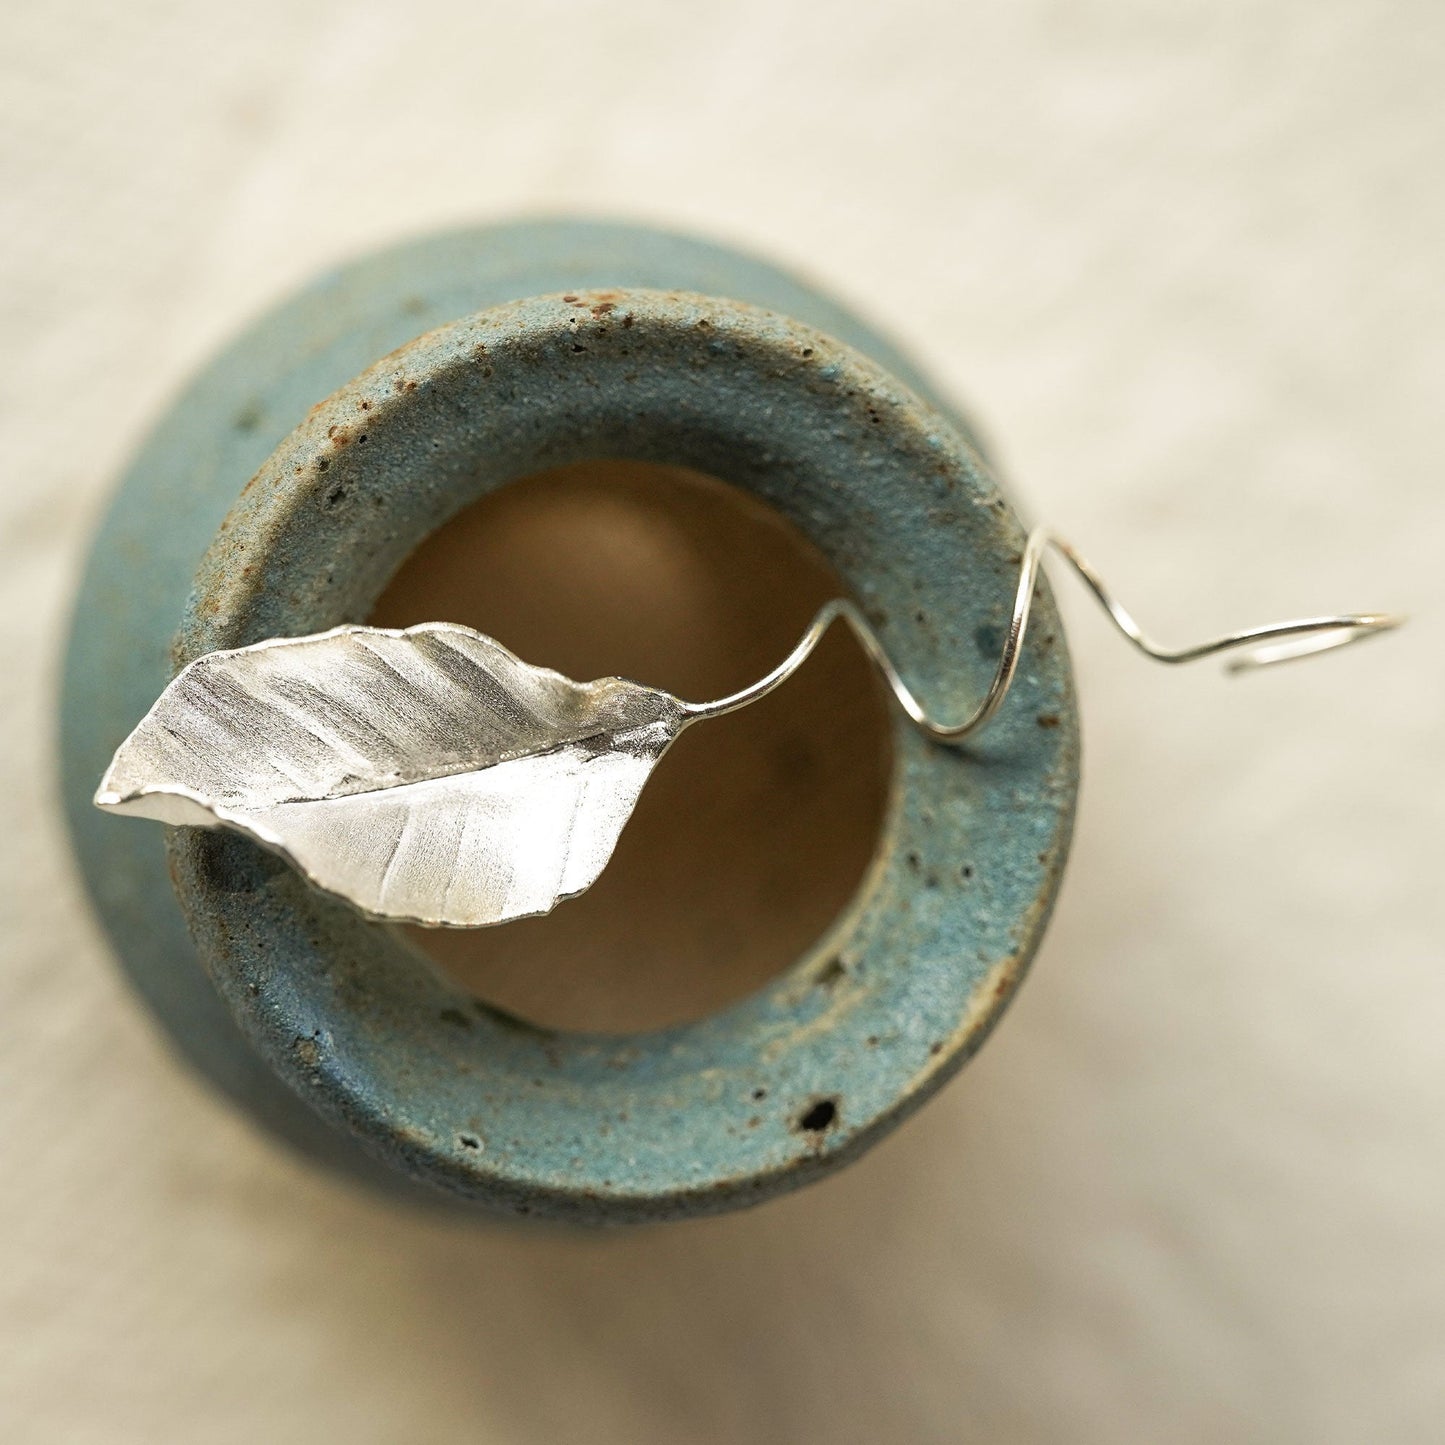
<box><xmin>95</xmin><ymin>624</ymin><xmax>687</xmax><ymax>927</ymax></box>
<box><xmin>94</xmin><ymin>531</ymin><xmax>1397</xmax><ymax>929</ymax></box>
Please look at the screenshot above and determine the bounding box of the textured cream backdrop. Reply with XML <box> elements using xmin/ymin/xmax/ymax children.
<box><xmin>2</xmin><ymin>2</ymin><xmax>1442</xmax><ymax>1441</ymax></box>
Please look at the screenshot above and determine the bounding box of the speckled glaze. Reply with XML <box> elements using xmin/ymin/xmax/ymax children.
<box><xmin>61</xmin><ymin>221</ymin><xmax>1078</xmax><ymax>1221</ymax></box>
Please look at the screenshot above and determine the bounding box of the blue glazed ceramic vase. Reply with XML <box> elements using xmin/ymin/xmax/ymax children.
<box><xmin>61</xmin><ymin>220</ymin><xmax>1077</xmax><ymax>1222</ymax></box>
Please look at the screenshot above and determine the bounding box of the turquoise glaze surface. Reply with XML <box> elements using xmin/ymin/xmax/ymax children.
<box><xmin>61</xmin><ymin>221</ymin><xmax>1078</xmax><ymax>1220</ymax></box>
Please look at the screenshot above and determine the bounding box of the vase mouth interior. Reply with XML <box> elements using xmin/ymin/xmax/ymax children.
<box><xmin>369</xmin><ymin>457</ymin><xmax>895</xmax><ymax>1035</ymax></box>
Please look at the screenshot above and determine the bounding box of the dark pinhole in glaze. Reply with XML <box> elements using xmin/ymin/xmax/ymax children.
<box><xmin>796</xmin><ymin>1097</ymin><xmax>839</xmax><ymax>1134</ymax></box>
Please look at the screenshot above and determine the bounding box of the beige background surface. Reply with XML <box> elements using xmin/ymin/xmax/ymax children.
<box><xmin>3</xmin><ymin>2</ymin><xmax>1443</xmax><ymax>1441</ymax></box>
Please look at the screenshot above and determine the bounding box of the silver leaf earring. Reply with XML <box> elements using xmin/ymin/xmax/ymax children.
<box><xmin>95</xmin><ymin>525</ymin><xmax>1400</xmax><ymax>928</ymax></box>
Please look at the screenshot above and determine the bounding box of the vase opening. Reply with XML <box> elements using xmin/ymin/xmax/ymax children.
<box><xmin>370</xmin><ymin>458</ymin><xmax>894</xmax><ymax>1034</ymax></box>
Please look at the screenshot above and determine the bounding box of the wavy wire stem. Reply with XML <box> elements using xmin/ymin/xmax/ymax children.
<box><xmin>680</xmin><ymin>529</ymin><xmax>1403</xmax><ymax>743</ymax></box>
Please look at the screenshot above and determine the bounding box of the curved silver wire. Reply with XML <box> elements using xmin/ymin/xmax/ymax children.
<box><xmin>681</xmin><ymin>528</ymin><xmax>1404</xmax><ymax>743</ymax></box>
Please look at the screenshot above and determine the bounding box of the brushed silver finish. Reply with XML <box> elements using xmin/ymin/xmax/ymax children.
<box><xmin>95</xmin><ymin>623</ymin><xmax>687</xmax><ymax>927</ymax></box>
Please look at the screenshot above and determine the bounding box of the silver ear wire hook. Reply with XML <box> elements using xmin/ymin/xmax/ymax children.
<box><xmin>682</xmin><ymin>527</ymin><xmax>1406</xmax><ymax>741</ymax></box>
